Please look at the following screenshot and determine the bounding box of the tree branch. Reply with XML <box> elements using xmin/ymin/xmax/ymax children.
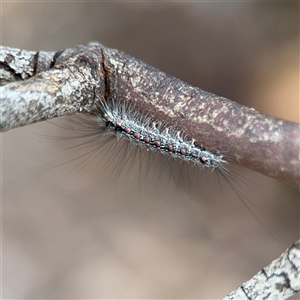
<box><xmin>0</xmin><ymin>46</ymin><xmax>56</xmax><ymax>84</ymax></box>
<box><xmin>223</xmin><ymin>240</ymin><xmax>300</xmax><ymax>300</ymax></box>
<box><xmin>1</xmin><ymin>43</ymin><xmax>299</xmax><ymax>188</ymax></box>
<box><xmin>0</xmin><ymin>43</ymin><xmax>299</xmax><ymax>299</ymax></box>
<box><xmin>0</xmin><ymin>44</ymin><xmax>104</xmax><ymax>129</ymax></box>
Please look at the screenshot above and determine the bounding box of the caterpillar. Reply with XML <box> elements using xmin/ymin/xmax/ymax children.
<box><xmin>44</xmin><ymin>98</ymin><xmax>287</xmax><ymax>240</ymax></box>
<box><xmin>99</xmin><ymin>99</ymin><xmax>225</xmax><ymax>170</ymax></box>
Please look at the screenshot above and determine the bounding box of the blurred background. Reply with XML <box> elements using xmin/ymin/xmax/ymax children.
<box><xmin>2</xmin><ymin>1</ymin><xmax>299</xmax><ymax>299</ymax></box>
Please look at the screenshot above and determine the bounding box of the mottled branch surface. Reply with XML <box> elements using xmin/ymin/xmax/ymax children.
<box><xmin>1</xmin><ymin>43</ymin><xmax>299</xmax><ymax>190</ymax></box>
<box><xmin>223</xmin><ymin>240</ymin><xmax>300</xmax><ymax>300</ymax></box>
<box><xmin>0</xmin><ymin>47</ymin><xmax>56</xmax><ymax>84</ymax></box>
<box><xmin>0</xmin><ymin>43</ymin><xmax>299</xmax><ymax>300</ymax></box>
<box><xmin>0</xmin><ymin>44</ymin><xmax>104</xmax><ymax>129</ymax></box>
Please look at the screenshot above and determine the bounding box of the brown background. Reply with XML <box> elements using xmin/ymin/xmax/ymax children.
<box><xmin>2</xmin><ymin>1</ymin><xmax>299</xmax><ymax>299</ymax></box>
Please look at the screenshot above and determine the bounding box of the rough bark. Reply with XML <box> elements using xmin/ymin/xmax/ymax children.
<box><xmin>223</xmin><ymin>240</ymin><xmax>300</xmax><ymax>300</ymax></box>
<box><xmin>0</xmin><ymin>44</ymin><xmax>105</xmax><ymax>129</ymax></box>
<box><xmin>1</xmin><ymin>43</ymin><xmax>299</xmax><ymax>189</ymax></box>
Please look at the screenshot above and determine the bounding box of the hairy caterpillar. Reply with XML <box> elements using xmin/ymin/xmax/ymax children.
<box><xmin>100</xmin><ymin>99</ymin><xmax>225</xmax><ymax>169</ymax></box>
<box><xmin>43</xmin><ymin>98</ymin><xmax>287</xmax><ymax>239</ymax></box>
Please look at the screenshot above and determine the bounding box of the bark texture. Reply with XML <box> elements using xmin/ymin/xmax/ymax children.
<box><xmin>0</xmin><ymin>44</ymin><xmax>105</xmax><ymax>129</ymax></box>
<box><xmin>1</xmin><ymin>43</ymin><xmax>299</xmax><ymax>188</ymax></box>
<box><xmin>223</xmin><ymin>240</ymin><xmax>300</xmax><ymax>300</ymax></box>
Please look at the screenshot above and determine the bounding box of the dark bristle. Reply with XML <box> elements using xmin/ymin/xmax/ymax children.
<box><xmin>41</xmin><ymin>100</ymin><xmax>282</xmax><ymax>241</ymax></box>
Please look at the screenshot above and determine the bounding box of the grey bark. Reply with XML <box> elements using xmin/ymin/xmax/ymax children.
<box><xmin>1</xmin><ymin>43</ymin><xmax>299</xmax><ymax>188</ymax></box>
<box><xmin>223</xmin><ymin>240</ymin><xmax>300</xmax><ymax>300</ymax></box>
<box><xmin>0</xmin><ymin>43</ymin><xmax>299</xmax><ymax>300</ymax></box>
<box><xmin>0</xmin><ymin>44</ymin><xmax>104</xmax><ymax>128</ymax></box>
